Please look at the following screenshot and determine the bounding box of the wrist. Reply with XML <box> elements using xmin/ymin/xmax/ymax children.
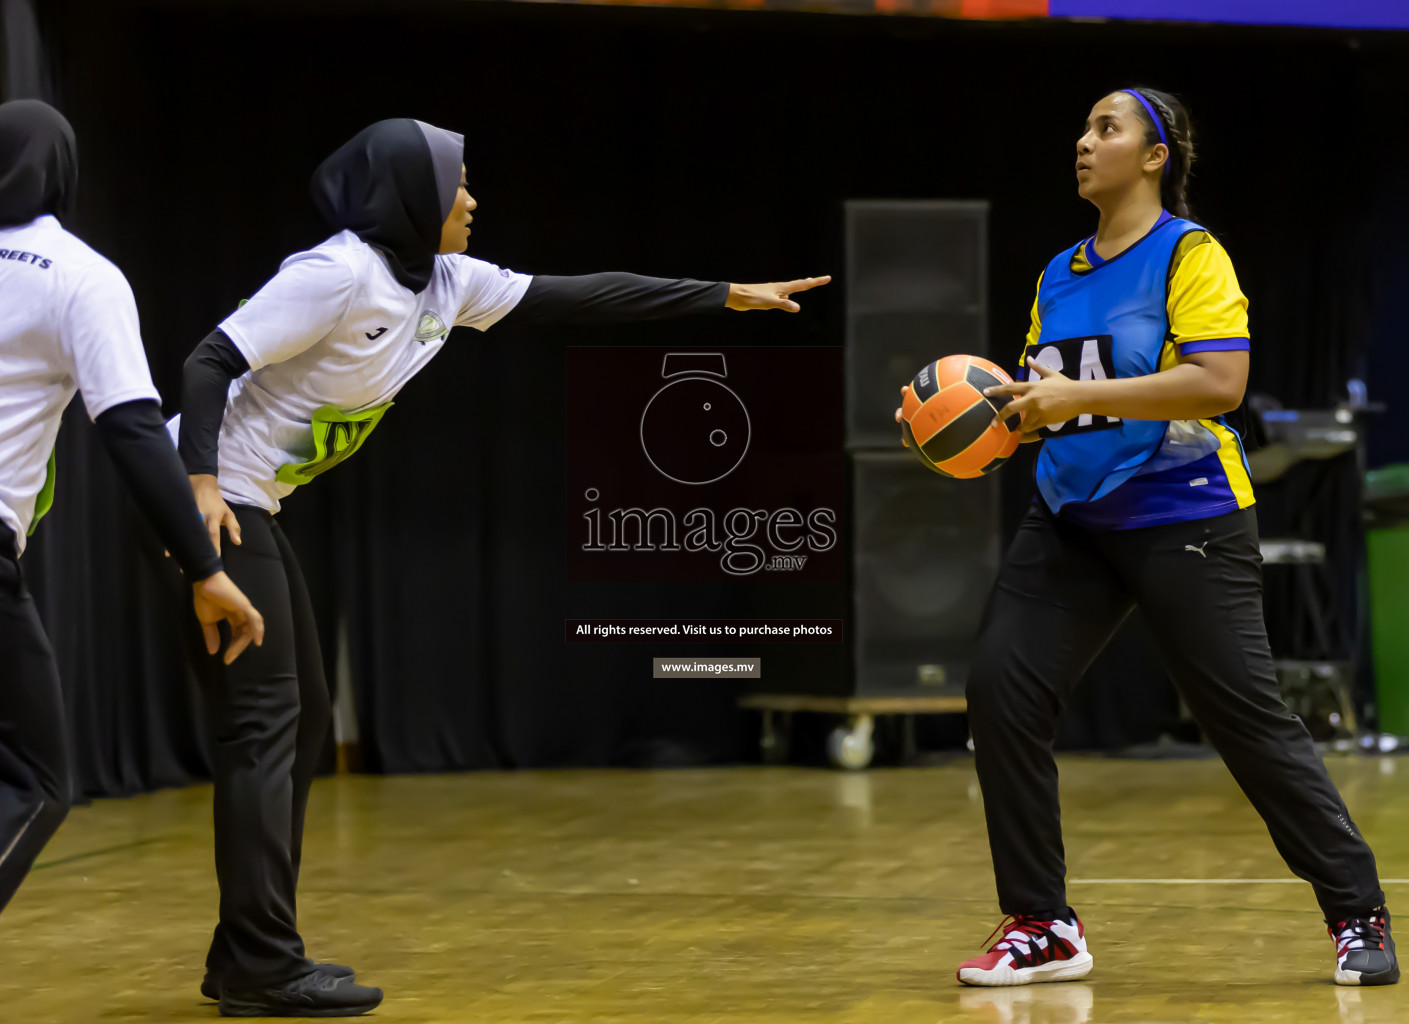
<box><xmin>1074</xmin><ymin>378</ymin><xmax>1117</xmax><ymax>418</ymax></box>
<box><xmin>191</xmin><ymin>563</ymin><xmax>226</xmax><ymax>587</ymax></box>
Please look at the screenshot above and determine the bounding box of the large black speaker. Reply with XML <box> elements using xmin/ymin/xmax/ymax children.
<box><xmin>846</xmin><ymin>200</ymin><xmax>996</xmax><ymax>698</ymax></box>
<box><xmin>852</xmin><ymin>451</ymin><xmax>1001</xmax><ymax>695</ymax></box>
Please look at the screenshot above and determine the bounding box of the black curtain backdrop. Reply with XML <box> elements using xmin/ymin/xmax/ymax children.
<box><xmin>14</xmin><ymin>0</ymin><xmax>1409</xmax><ymax>793</ymax></box>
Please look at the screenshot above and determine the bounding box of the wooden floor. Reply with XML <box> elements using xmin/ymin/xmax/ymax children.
<box><xmin>3</xmin><ymin>756</ymin><xmax>1408</xmax><ymax>1023</ymax></box>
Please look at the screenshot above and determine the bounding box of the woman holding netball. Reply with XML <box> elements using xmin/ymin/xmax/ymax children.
<box><xmin>901</xmin><ymin>88</ymin><xmax>1396</xmax><ymax>989</ymax></box>
<box><xmin>174</xmin><ymin>117</ymin><xmax>827</xmax><ymax>1016</ymax></box>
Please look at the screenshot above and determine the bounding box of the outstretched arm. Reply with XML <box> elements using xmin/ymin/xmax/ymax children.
<box><xmin>499</xmin><ymin>272</ymin><xmax>830</xmax><ymax>326</ymax></box>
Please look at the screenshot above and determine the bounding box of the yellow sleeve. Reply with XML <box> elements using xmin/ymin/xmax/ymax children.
<box><xmin>1018</xmin><ymin>270</ymin><xmax>1043</xmax><ymax>367</ymax></box>
<box><xmin>1167</xmin><ymin>235</ymin><xmax>1250</xmax><ymax>348</ymax></box>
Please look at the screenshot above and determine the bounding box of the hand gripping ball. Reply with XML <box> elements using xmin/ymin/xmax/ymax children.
<box><xmin>899</xmin><ymin>355</ymin><xmax>1021</xmax><ymax>478</ymax></box>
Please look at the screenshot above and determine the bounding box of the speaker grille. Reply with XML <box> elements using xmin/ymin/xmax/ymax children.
<box><xmin>851</xmin><ymin>452</ymin><xmax>1000</xmax><ymax>696</ymax></box>
<box><xmin>846</xmin><ymin>200</ymin><xmax>989</xmax><ymax>448</ymax></box>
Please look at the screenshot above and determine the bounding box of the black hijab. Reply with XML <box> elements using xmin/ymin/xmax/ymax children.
<box><xmin>310</xmin><ymin>118</ymin><xmax>464</xmax><ymax>293</ymax></box>
<box><xmin>0</xmin><ymin>99</ymin><xmax>78</xmax><ymax>228</ymax></box>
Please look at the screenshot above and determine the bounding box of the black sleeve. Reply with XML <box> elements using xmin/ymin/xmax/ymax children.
<box><xmin>94</xmin><ymin>399</ymin><xmax>223</xmax><ymax>581</ymax></box>
<box><xmin>178</xmin><ymin>329</ymin><xmax>249</xmax><ymax>476</ymax></box>
<box><xmin>499</xmin><ymin>273</ymin><xmax>730</xmax><ymax>326</ymax></box>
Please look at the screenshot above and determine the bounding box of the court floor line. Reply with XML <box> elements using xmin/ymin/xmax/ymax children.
<box><xmin>32</xmin><ymin>836</ymin><xmax>166</xmax><ymax>871</ymax></box>
<box><xmin>1074</xmin><ymin>878</ymin><xmax>1409</xmax><ymax>885</ymax></box>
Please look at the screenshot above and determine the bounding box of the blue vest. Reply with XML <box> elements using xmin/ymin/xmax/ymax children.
<box><xmin>1030</xmin><ymin>216</ymin><xmax>1201</xmax><ymax>512</ymax></box>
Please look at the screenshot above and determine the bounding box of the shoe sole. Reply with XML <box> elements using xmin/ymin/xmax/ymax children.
<box><xmin>218</xmin><ymin>995</ymin><xmax>382</xmax><ymax>1018</ymax></box>
<box><xmin>204</xmin><ymin>968</ymin><xmax>355</xmax><ymax>1003</ymax></box>
<box><xmin>1335</xmin><ymin>965</ymin><xmax>1401</xmax><ymax>987</ymax></box>
<box><xmin>211</xmin><ymin>969</ymin><xmax>363</xmax><ymax>1008</ymax></box>
<box><xmin>958</xmin><ymin>951</ymin><xmax>1094</xmax><ymax>988</ymax></box>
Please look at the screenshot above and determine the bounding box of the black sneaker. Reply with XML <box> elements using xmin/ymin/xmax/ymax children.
<box><xmin>1330</xmin><ymin>908</ymin><xmax>1400</xmax><ymax>986</ymax></box>
<box><xmin>202</xmin><ymin>963</ymin><xmax>355</xmax><ymax>1001</ymax></box>
<box><xmin>219</xmin><ymin>971</ymin><xmax>383</xmax><ymax>1017</ymax></box>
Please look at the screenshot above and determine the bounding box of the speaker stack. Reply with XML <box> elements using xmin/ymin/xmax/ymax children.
<box><xmin>845</xmin><ymin>200</ymin><xmax>999</xmax><ymax>699</ymax></box>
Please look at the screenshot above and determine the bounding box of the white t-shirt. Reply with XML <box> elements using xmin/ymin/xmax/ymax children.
<box><xmin>0</xmin><ymin>215</ymin><xmax>161</xmax><ymax>554</ymax></box>
<box><xmin>169</xmin><ymin>230</ymin><xmax>531</xmax><ymax>513</ymax></box>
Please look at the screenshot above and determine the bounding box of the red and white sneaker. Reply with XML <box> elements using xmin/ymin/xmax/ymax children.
<box><xmin>957</xmin><ymin>909</ymin><xmax>1093</xmax><ymax>987</ymax></box>
<box><xmin>1330</xmin><ymin>908</ymin><xmax>1400</xmax><ymax>986</ymax></box>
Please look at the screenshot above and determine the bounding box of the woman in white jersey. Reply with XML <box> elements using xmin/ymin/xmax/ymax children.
<box><xmin>0</xmin><ymin>101</ymin><xmax>263</xmax><ymax>922</ymax></box>
<box><xmin>175</xmin><ymin>117</ymin><xmax>828</xmax><ymax>1017</ymax></box>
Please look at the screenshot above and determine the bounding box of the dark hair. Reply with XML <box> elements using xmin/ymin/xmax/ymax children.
<box><xmin>1125</xmin><ymin>87</ymin><xmax>1195</xmax><ymax>219</ymax></box>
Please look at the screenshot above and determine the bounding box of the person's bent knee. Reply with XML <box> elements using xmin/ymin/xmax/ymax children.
<box><xmin>212</xmin><ymin>692</ymin><xmax>302</xmax><ymax>746</ymax></box>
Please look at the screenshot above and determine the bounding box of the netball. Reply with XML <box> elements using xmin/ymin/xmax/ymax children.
<box><xmin>900</xmin><ymin>354</ymin><xmax>1022</xmax><ymax>478</ymax></box>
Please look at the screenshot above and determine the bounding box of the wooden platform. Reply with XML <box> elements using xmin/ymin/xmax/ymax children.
<box><xmin>738</xmin><ymin>693</ymin><xmax>968</xmax><ymax>714</ymax></box>
<box><xmin>738</xmin><ymin>692</ymin><xmax>968</xmax><ymax>767</ymax></box>
<box><xmin>2</xmin><ymin>756</ymin><xmax>1408</xmax><ymax>1022</ymax></box>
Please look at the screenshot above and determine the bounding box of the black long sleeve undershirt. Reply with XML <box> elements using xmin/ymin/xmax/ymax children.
<box><xmin>176</xmin><ymin>274</ymin><xmax>725</xmax><ymax>476</ymax></box>
<box><xmin>502</xmin><ymin>273</ymin><xmax>729</xmax><ymax>326</ymax></box>
<box><xmin>178</xmin><ymin>329</ymin><xmax>248</xmax><ymax>478</ymax></box>
<box><xmin>93</xmin><ymin>399</ymin><xmax>223</xmax><ymax>581</ymax></box>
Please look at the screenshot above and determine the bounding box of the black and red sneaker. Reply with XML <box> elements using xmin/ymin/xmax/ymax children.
<box><xmin>956</xmin><ymin>908</ymin><xmax>1093</xmax><ymax>987</ymax></box>
<box><xmin>1330</xmin><ymin>908</ymin><xmax>1399</xmax><ymax>986</ymax></box>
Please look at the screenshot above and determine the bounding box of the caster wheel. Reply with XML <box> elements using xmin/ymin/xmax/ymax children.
<box><xmin>827</xmin><ymin>714</ymin><xmax>875</xmax><ymax>770</ymax></box>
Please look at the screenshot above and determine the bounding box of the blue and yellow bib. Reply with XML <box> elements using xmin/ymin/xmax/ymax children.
<box><xmin>1023</xmin><ymin>212</ymin><xmax>1255</xmax><ymax>530</ymax></box>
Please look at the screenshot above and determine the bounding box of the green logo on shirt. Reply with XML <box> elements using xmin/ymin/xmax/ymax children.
<box><xmin>414</xmin><ymin>311</ymin><xmax>448</xmax><ymax>344</ymax></box>
<box><xmin>275</xmin><ymin>404</ymin><xmax>393</xmax><ymax>487</ymax></box>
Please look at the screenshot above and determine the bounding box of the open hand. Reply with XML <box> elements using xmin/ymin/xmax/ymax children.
<box><xmin>726</xmin><ymin>276</ymin><xmax>831</xmax><ymax>312</ymax></box>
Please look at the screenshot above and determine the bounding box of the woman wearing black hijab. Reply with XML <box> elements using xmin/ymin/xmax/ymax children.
<box><xmin>175</xmin><ymin>118</ymin><xmax>827</xmax><ymax>1017</ymax></box>
<box><xmin>0</xmin><ymin>100</ymin><xmax>264</xmax><ymax>919</ymax></box>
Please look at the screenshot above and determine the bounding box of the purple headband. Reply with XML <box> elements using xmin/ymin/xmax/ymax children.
<box><xmin>1122</xmin><ymin>88</ymin><xmax>1170</xmax><ymax>178</ymax></box>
